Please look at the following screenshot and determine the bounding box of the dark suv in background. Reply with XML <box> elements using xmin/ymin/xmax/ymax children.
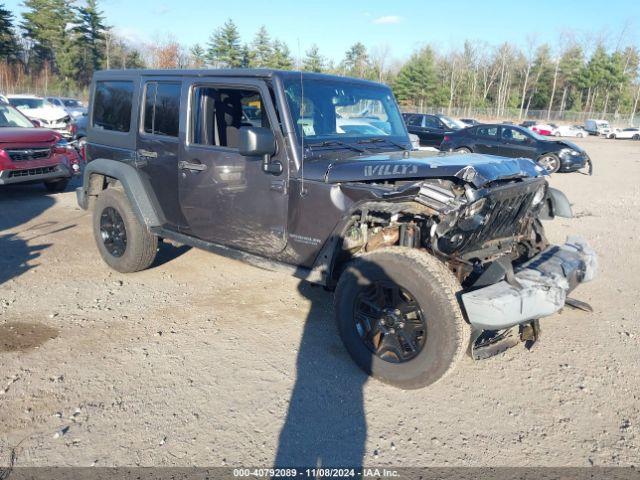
<box><xmin>440</xmin><ymin>123</ymin><xmax>592</xmax><ymax>174</ymax></box>
<box><xmin>402</xmin><ymin>113</ymin><xmax>461</xmax><ymax>147</ymax></box>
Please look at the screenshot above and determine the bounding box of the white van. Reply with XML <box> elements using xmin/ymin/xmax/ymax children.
<box><xmin>584</xmin><ymin>119</ymin><xmax>611</xmax><ymax>136</ymax></box>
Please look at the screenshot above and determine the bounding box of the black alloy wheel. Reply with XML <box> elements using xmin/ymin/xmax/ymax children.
<box><xmin>354</xmin><ymin>281</ymin><xmax>427</xmax><ymax>363</ymax></box>
<box><xmin>100</xmin><ymin>206</ymin><xmax>127</xmax><ymax>257</ymax></box>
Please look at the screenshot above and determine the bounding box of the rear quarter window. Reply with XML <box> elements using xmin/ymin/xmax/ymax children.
<box><xmin>92</xmin><ymin>81</ymin><xmax>134</xmax><ymax>133</ymax></box>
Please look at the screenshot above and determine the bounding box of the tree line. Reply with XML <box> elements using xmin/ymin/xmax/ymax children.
<box><xmin>1</xmin><ymin>1</ymin><xmax>639</xmax><ymax>122</ymax></box>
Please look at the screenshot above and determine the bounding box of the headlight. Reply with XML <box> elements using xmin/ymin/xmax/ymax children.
<box><xmin>559</xmin><ymin>148</ymin><xmax>580</xmax><ymax>158</ymax></box>
<box><xmin>532</xmin><ymin>185</ymin><xmax>546</xmax><ymax>206</ymax></box>
<box><xmin>462</xmin><ymin>198</ymin><xmax>486</xmax><ymax>218</ymax></box>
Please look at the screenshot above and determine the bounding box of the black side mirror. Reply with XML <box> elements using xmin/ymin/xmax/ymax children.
<box><xmin>31</xmin><ymin>119</ymin><xmax>42</xmax><ymax>127</ymax></box>
<box><xmin>239</xmin><ymin>126</ymin><xmax>281</xmax><ymax>174</ymax></box>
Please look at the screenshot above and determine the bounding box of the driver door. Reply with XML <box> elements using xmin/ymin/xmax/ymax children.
<box><xmin>178</xmin><ymin>79</ymin><xmax>288</xmax><ymax>256</ymax></box>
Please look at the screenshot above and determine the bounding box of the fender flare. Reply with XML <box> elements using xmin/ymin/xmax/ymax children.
<box><xmin>539</xmin><ymin>187</ymin><xmax>572</xmax><ymax>220</ymax></box>
<box><xmin>77</xmin><ymin>158</ymin><xmax>164</xmax><ymax>227</ymax></box>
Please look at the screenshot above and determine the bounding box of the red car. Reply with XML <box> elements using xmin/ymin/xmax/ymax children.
<box><xmin>0</xmin><ymin>102</ymin><xmax>81</xmax><ymax>192</ymax></box>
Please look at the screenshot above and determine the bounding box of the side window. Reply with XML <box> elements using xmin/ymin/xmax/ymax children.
<box><xmin>143</xmin><ymin>82</ymin><xmax>180</xmax><ymax>137</ymax></box>
<box><xmin>405</xmin><ymin>115</ymin><xmax>423</xmax><ymax>127</ymax></box>
<box><xmin>190</xmin><ymin>86</ymin><xmax>269</xmax><ymax>149</ymax></box>
<box><xmin>476</xmin><ymin>126</ymin><xmax>498</xmax><ymax>138</ymax></box>
<box><xmin>423</xmin><ymin>116</ymin><xmax>439</xmax><ymax>128</ymax></box>
<box><xmin>93</xmin><ymin>81</ymin><xmax>134</xmax><ymax>132</ymax></box>
<box><xmin>502</xmin><ymin>127</ymin><xmax>528</xmax><ymax>142</ymax></box>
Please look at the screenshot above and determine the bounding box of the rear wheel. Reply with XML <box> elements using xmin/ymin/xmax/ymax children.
<box><xmin>537</xmin><ymin>153</ymin><xmax>561</xmax><ymax>174</ymax></box>
<box><xmin>334</xmin><ymin>247</ymin><xmax>470</xmax><ymax>389</ymax></box>
<box><xmin>44</xmin><ymin>178</ymin><xmax>69</xmax><ymax>193</ymax></box>
<box><xmin>92</xmin><ymin>188</ymin><xmax>157</xmax><ymax>273</ymax></box>
<box><xmin>633</xmin><ymin>134</ymin><xmax>640</xmax><ymax>140</ymax></box>
<box><xmin>454</xmin><ymin>147</ymin><xmax>472</xmax><ymax>154</ymax></box>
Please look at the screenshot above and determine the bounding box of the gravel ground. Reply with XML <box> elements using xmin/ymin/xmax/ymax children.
<box><xmin>0</xmin><ymin>136</ymin><xmax>639</xmax><ymax>468</ymax></box>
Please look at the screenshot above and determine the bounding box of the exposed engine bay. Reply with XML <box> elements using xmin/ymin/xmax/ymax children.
<box><xmin>338</xmin><ymin>176</ymin><xmax>550</xmax><ymax>288</ymax></box>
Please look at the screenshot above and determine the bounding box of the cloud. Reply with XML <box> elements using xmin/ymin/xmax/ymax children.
<box><xmin>372</xmin><ymin>15</ymin><xmax>402</xmax><ymax>25</ymax></box>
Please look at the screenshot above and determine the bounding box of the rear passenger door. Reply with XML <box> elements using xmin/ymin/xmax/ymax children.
<box><xmin>136</xmin><ymin>78</ymin><xmax>185</xmax><ymax>228</ymax></box>
<box><xmin>498</xmin><ymin>126</ymin><xmax>536</xmax><ymax>159</ymax></box>
<box><xmin>472</xmin><ymin>125</ymin><xmax>499</xmax><ymax>154</ymax></box>
<box><xmin>178</xmin><ymin>78</ymin><xmax>288</xmax><ymax>255</ymax></box>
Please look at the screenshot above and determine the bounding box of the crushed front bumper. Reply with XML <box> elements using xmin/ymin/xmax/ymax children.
<box><xmin>461</xmin><ymin>237</ymin><xmax>597</xmax><ymax>331</ymax></box>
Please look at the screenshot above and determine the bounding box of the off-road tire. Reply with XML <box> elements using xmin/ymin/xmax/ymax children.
<box><xmin>537</xmin><ymin>153</ymin><xmax>561</xmax><ymax>174</ymax></box>
<box><xmin>44</xmin><ymin>178</ymin><xmax>69</xmax><ymax>193</ymax></box>
<box><xmin>334</xmin><ymin>247</ymin><xmax>470</xmax><ymax>389</ymax></box>
<box><xmin>93</xmin><ymin>188</ymin><xmax>157</xmax><ymax>273</ymax></box>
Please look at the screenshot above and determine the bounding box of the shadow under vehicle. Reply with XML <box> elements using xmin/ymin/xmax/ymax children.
<box><xmin>76</xmin><ymin>69</ymin><xmax>597</xmax><ymax>389</ymax></box>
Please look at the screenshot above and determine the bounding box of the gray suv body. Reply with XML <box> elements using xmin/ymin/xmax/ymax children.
<box><xmin>77</xmin><ymin>69</ymin><xmax>597</xmax><ymax>389</ymax></box>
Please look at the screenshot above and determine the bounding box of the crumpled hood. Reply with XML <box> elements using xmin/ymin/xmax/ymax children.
<box><xmin>303</xmin><ymin>150</ymin><xmax>547</xmax><ymax>188</ymax></box>
<box><xmin>550</xmin><ymin>139</ymin><xmax>584</xmax><ymax>153</ymax></box>
<box><xmin>16</xmin><ymin>106</ymin><xmax>68</xmax><ymax>122</ymax></box>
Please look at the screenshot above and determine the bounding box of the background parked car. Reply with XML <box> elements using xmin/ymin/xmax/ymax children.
<box><xmin>607</xmin><ymin>127</ymin><xmax>640</xmax><ymax>140</ymax></box>
<box><xmin>7</xmin><ymin>94</ymin><xmax>75</xmax><ymax>138</ymax></box>
<box><xmin>584</xmin><ymin>119</ymin><xmax>611</xmax><ymax>136</ymax></box>
<box><xmin>530</xmin><ymin>123</ymin><xmax>554</xmax><ymax>136</ymax></box>
<box><xmin>402</xmin><ymin>112</ymin><xmax>461</xmax><ymax>147</ymax></box>
<box><xmin>46</xmin><ymin>96</ymin><xmax>87</xmax><ymax>119</ymax></box>
<box><xmin>440</xmin><ymin>123</ymin><xmax>591</xmax><ymax>174</ymax></box>
<box><xmin>552</xmin><ymin>125</ymin><xmax>588</xmax><ymax>137</ymax></box>
<box><xmin>0</xmin><ymin>101</ymin><xmax>80</xmax><ymax>191</ymax></box>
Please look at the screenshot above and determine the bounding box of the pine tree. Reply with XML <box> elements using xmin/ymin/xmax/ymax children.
<box><xmin>20</xmin><ymin>0</ymin><xmax>73</xmax><ymax>71</ymax></box>
<box><xmin>302</xmin><ymin>44</ymin><xmax>324</xmax><ymax>72</ymax></box>
<box><xmin>207</xmin><ymin>19</ymin><xmax>242</xmax><ymax>68</ymax></box>
<box><xmin>269</xmin><ymin>39</ymin><xmax>293</xmax><ymax>70</ymax></box>
<box><xmin>251</xmin><ymin>25</ymin><xmax>272</xmax><ymax>68</ymax></box>
<box><xmin>342</xmin><ymin>42</ymin><xmax>369</xmax><ymax>78</ymax></box>
<box><xmin>393</xmin><ymin>47</ymin><xmax>443</xmax><ymax>108</ymax></box>
<box><xmin>0</xmin><ymin>3</ymin><xmax>19</xmax><ymax>60</ymax></box>
<box><xmin>75</xmin><ymin>0</ymin><xmax>107</xmax><ymax>84</ymax></box>
<box><xmin>189</xmin><ymin>43</ymin><xmax>206</xmax><ymax>68</ymax></box>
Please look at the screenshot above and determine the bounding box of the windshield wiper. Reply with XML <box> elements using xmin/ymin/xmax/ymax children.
<box><xmin>306</xmin><ymin>140</ymin><xmax>366</xmax><ymax>153</ymax></box>
<box><xmin>356</xmin><ymin>137</ymin><xmax>410</xmax><ymax>151</ymax></box>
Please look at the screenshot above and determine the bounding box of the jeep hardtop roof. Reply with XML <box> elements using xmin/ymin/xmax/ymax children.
<box><xmin>93</xmin><ymin>68</ymin><xmax>386</xmax><ymax>88</ymax></box>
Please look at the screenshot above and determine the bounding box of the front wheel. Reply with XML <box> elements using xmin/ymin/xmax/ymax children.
<box><xmin>537</xmin><ymin>153</ymin><xmax>561</xmax><ymax>174</ymax></box>
<box><xmin>454</xmin><ymin>147</ymin><xmax>472</xmax><ymax>154</ymax></box>
<box><xmin>334</xmin><ymin>247</ymin><xmax>470</xmax><ymax>389</ymax></box>
<box><xmin>92</xmin><ymin>188</ymin><xmax>158</xmax><ymax>273</ymax></box>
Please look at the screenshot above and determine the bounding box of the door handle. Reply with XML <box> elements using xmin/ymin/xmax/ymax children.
<box><xmin>178</xmin><ymin>160</ymin><xmax>207</xmax><ymax>172</ymax></box>
<box><xmin>137</xmin><ymin>149</ymin><xmax>158</xmax><ymax>159</ymax></box>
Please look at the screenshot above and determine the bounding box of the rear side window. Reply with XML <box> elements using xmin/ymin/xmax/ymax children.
<box><xmin>405</xmin><ymin>115</ymin><xmax>423</xmax><ymax>127</ymax></box>
<box><xmin>143</xmin><ymin>82</ymin><xmax>181</xmax><ymax>137</ymax></box>
<box><xmin>93</xmin><ymin>81</ymin><xmax>134</xmax><ymax>132</ymax></box>
<box><xmin>475</xmin><ymin>126</ymin><xmax>498</xmax><ymax>138</ymax></box>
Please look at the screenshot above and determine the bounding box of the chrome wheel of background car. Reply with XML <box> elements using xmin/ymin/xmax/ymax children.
<box><xmin>537</xmin><ymin>155</ymin><xmax>560</xmax><ymax>174</ymax></box>
<box><xmin>100</xmin><ymin>207</ymin><xmax>127</xmax><ymax>257</ymax></box>
<box><xmin>354</xmin><ymin>281</ymin><xmax>427</xmax><ymax>363</ymax></box>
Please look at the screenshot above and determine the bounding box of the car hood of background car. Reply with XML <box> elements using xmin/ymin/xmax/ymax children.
<box><xmin>0</xmin><ymin>128</ymin><xmax>59</xmax><ymax>144</ymax></box>
<box><xmin>17</xmin><ymin>106</ymin><xmax>68</xmax><ymax>122</ymax></box>
<box><xmin>302</xmin><ymin>150</ymin><xmax>546</xmax><ymax>188</ymax></box>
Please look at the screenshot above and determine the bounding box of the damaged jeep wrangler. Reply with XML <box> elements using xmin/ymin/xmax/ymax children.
<box><xmin>77</xmin><ymin>69</ymin><xmax>597</xmax><ymax>389</ymax></box>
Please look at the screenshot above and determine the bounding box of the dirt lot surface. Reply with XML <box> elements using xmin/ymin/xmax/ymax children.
<box><xmin>1</xmin><ymin>136</ymin><xmax>639</xmax><ymax>468</ymax></box>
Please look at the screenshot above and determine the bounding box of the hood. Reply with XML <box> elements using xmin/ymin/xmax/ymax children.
<box><xmin>545</xmin><ymin>138</ymin><xmax>584</xmax><ymax>153</ymax></box>
<box><xmin>302</xmin><ymin>150</ymin><xmax>546</xmax><ymax>188</ymax></box>
<box><xmin>0</xmin><ymin>127</ymin><xmax>59</xmax><ymax>144</ymax></box>
<box><xmin>17</xmin><ymin>106</ymin><xmax>68</xmax><ymax>122</ymax></box>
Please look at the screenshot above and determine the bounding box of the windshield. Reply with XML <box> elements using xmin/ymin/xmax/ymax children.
<box><xmin>283</xmin><ymin>77</ymin><xmax>407</xmax><ymax>147</ymax></box>
<box><xmin>0</xmin><ymin>104</ymin><xmax>35</xmax><ymax>128</ymax></box>
<box><xmin>9</xmin><ymin>97</ymin><xmax>45</xmax><ymax>110</ymax></box>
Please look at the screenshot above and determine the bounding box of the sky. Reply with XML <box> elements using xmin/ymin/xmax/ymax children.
<box><xmin>4</xmin><ymin>0</ymin><xmax>640</xmax><ymax>63</ymax></box>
